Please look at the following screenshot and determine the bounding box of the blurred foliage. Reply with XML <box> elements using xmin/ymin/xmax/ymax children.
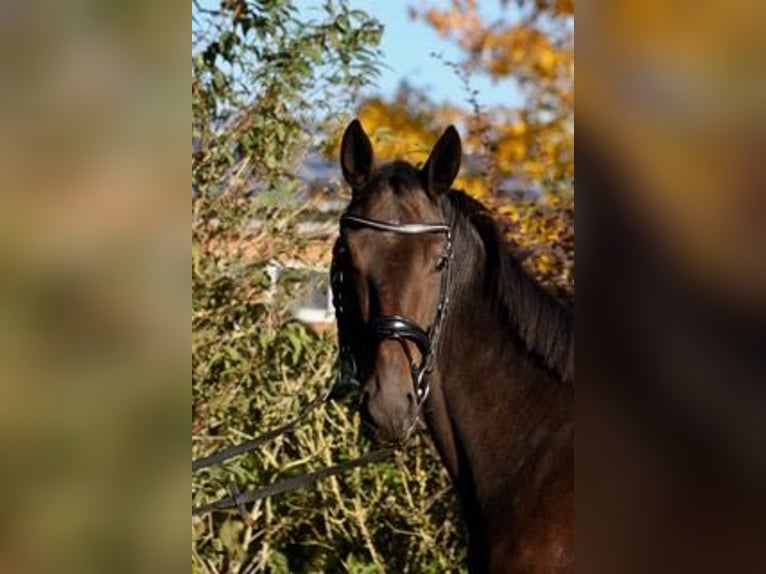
<box><xmin>192</xmin><ymin>1</ymin><xmax>467</xmax><ymax>572</ymax></box>
<box><xmin>0</xmin><ymin>1</ymin><xmax>188</xmax><ymax>573</ymax></box>
<box><xmin>416</xmin><ymin>0</ymin><xmax>574</xmax><ymax>198</ymax></box>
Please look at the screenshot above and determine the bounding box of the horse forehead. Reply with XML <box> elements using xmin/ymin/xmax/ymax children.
<box><xmin>354</xmin><ymin>169</ymin><xmax>436</xmax><ymax>221</ymax></box>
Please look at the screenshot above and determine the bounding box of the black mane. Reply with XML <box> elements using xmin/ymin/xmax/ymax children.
<box><xmin>444</xmin><ymin>190</ymin><xmax>574</xmax><ymax>383</ymax></box>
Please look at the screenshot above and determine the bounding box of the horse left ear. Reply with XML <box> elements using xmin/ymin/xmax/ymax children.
<box><xmin>421</xmin><ymin>126</ymin><xmax>462</xmax><ymax>196</ymax></box>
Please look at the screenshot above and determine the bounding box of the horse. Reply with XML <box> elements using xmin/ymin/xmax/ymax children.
<box><xmin>331</xmin><ymin>119</ymin><xmax>574</xmax><ymax>573</ymax></box>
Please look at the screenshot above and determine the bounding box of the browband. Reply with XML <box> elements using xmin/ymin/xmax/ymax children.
<box><xmin>340</xmin><ymin>214</ymin><xmax>450</xmax><ymax>235</ymax></box>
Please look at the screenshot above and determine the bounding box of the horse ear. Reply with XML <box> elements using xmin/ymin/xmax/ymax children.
<box><xmin>340</xmin><ymin>119</ymin><xmax>374</xmax><ymax>190</ymax></box>
<box><xmin>421</xmin><ymin>126</ymin><xmax>462</xmax><ymax>196</ymax></box>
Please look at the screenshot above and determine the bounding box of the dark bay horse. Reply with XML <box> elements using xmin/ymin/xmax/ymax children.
<box><xmin>332</xmin><ymin>120</ymin><xmax>574</xmax><ymax>573</ymax></box>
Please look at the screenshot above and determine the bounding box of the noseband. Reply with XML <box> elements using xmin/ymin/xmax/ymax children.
<box><xmin>331</xmin><ymin>213</ymin><xmax>453</xmax><ymax>407</ymax></box>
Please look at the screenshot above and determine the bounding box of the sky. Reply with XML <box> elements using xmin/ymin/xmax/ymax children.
<box><xmin>343</xmin><ymin>0</ymin><xmax>520</xmax><ymax>108</ymax></box>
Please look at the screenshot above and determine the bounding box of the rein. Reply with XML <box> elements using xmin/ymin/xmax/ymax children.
<box><xmin>191</xmin><ymin>380</ymin><xmax>393</xmax><ymax>519</ymax></box>
<box><xmin>192</xmin><ymin>446</ymin><xmax>395</xmax><ymax>518</ymax></box>
<box><xmin>192</xmin><ymin>389</ymin><xmax>329</xmax><ymax>473</ymax></box>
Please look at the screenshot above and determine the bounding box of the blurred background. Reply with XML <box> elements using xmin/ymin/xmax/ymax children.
<box><xmin>2</xmin><ymin>0</ymin><xmax>764</xmax><ymax>571</ymax></box>
<box><xmin>578</xmin><ymin>1</ymin><xmax>766</xmax><ymax>572</ymax></box>
<box><xmin>0</xmin><ymin>1</ymin><xmax>188</xmax><ymax>573</ymax></box>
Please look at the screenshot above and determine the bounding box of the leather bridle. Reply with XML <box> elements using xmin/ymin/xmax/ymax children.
<box><xmin>331</xmin><ymin>213</ymin><xmax>453</xmax><ymax>408</ymax></box>
<box><xmin>193</xmin><ymin>214</ymin><xmax>454</xmax><ymax>519</ymax></box>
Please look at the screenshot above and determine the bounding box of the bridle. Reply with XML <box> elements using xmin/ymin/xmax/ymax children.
<box><xmin>192</xmin><ymin>213</ymin><xmax>454</xmax><ymax>519</ymax></box>
<box><xmin>331</xmin><ymin>213</ymin><xmax>453</xmax><ymax>408</ymax></box>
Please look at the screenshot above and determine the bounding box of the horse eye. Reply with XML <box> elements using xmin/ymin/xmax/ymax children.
<box><xmin>435</xmin><ymin>254</ymin><xmax>448</xmax><ymax>271</ymax></box>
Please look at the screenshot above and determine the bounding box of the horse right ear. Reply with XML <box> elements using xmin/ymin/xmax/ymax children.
<box><xmin>340</xmin><ymin>119</ymin><xmax>374</xmax><ymax>190</ymax></box>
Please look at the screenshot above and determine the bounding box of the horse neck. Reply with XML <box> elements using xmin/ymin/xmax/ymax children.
<box><xmin>427</xmin><ymin>220</ymin><xmax>572</xmax><ymax>525</ymax></box>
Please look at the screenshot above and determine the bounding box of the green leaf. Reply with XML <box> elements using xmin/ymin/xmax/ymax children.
<box><xmin>268</xmin><ymin>548</ymin><xmax>290</xmax><ymax>574</ymax></box>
